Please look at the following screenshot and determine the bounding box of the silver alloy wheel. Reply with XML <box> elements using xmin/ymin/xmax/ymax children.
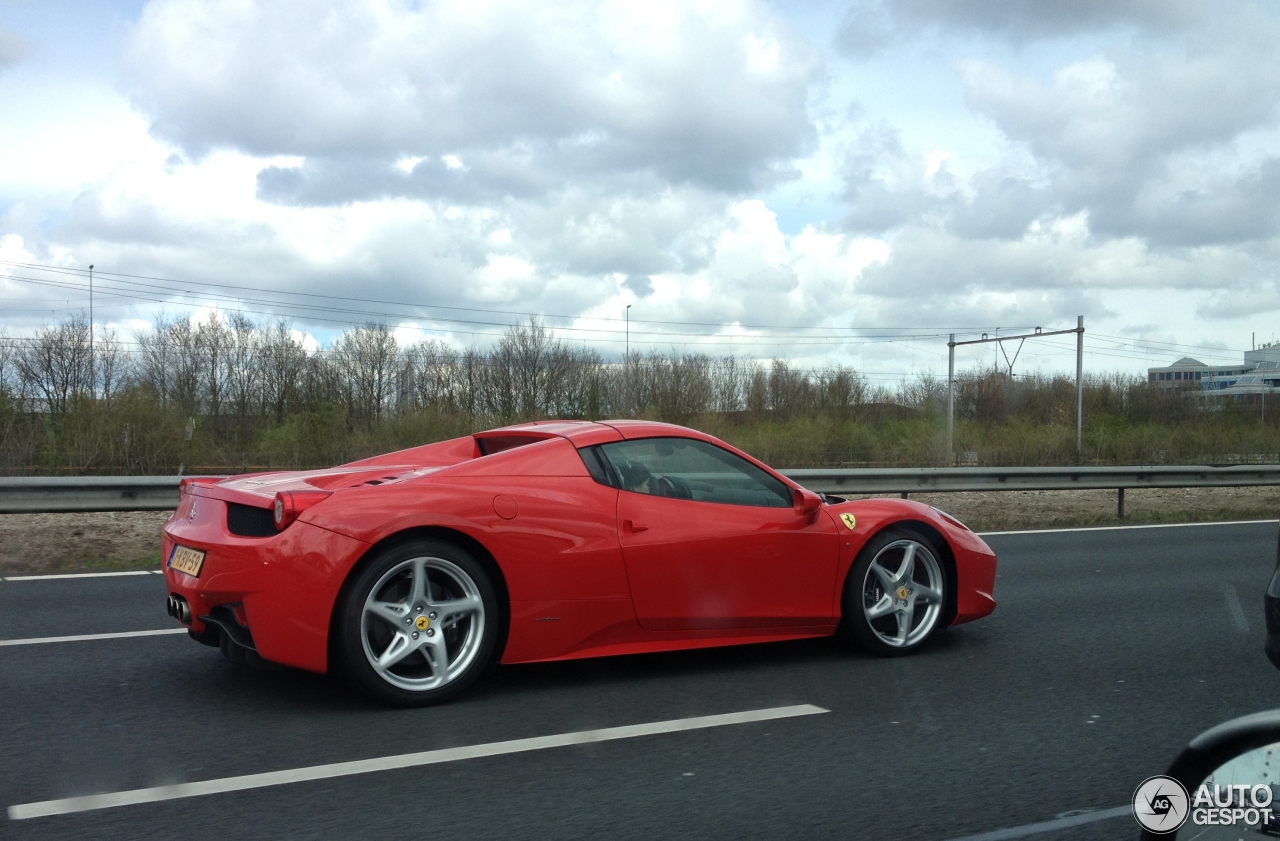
<box><xmin>861</xmin><ymin>538</ymin><xmax>945</xmax><ymax>648</ymax></box>
<box><xmin>360</xmin><ymin>556</ymin><xmax>486</xmax><ymax>692</ymax></box>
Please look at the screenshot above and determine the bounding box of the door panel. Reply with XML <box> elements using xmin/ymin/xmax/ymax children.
<box><xmin>617</xmin><ymin>491</ymin><xmax>839</xmax><ymax>630</ymax></box>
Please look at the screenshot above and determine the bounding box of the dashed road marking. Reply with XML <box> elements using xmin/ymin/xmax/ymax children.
<box><xmin>0</xmin><ymin>628</ymin><xmax>186</xmax><ymax>647</ymax></box>
<box><xmin>941</xmin><ymin>804</ymin><xmax>1131</xmax><ymax>840</ymax></box>
<box><xmin>1224</xmin><ymin>584</ymin><xmax>1249</xmax><ymax>633</ymax></box>
<box><xmin>8</xmin><ymin>704</ymin><xmax>829</xmax><ymax>820</ymax></box>
<box><xmin>1</xmin><ymin>570</ymin><xmax>163</xmax><ymax>581</ymax></box>
<box><xmin>977</xmin><ymin>518</ymin><xmax>1278</xmax><ymax>537</ymax></box>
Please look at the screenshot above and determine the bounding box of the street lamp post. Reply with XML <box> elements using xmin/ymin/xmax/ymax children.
<box><xmin>89</xmin><ymin>264</ymin><xmax>94</xmax><ymax>399</ymax></box>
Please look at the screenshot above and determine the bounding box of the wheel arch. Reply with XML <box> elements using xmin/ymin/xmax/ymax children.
<box><xmin>842</xmin><ymin>519</ymin><xmax>959</xmax><ymax>628</ymax></box>
<box><xmin>327</xmin><ymin>525</ymin><xmax>511</xmax><ymax>673</ymax></box>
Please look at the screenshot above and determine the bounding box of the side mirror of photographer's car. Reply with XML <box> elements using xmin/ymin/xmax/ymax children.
<box><xmin>1138</xmin><ymin>710</ymin><xmax>1280</xmax><ymax>838</ymax></box>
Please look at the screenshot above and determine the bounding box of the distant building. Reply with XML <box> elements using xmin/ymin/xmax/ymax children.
<box><xmin>1148</xmin><ymin>344</ymin><xmax>1280</xmax><ymax>397</ymax></box>
<box><xmin>1245</xmin><ymin>344</ymin><xmax>1280</xmax><ymax>367</ymax></box>
<box><xmin>1148</xmin><ymin>357</ymin><xmax>1218</xmax><ymax>392</ymax></box>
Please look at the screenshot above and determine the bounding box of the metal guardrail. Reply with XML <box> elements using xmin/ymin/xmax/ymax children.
<box><xmin>0</xmin><ymin>476</ymin><xmax>193</xmax><ymax>514</ymax></box>
<box><xmin>0</xmin><ymin>465</ymin><xmax>1278</xmax><ymax>515</ymax></box>
<box><xmin>785</xmin><ymin>465</ymin><xmax>1280</xmax><ymax>494</ymax></box>
<box><xmin>786</xmin><ymin>464</ymin><xmax>1280</xmax><ymax>518</ymax></box>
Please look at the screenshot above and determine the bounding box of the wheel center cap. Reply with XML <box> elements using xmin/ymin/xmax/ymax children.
<box><xmin>897</xmin><ymin>586</ymin><xmax>909</xmax><ymax>600</ymax></box>
<box><xmin>415</xmin><ymin>615</ymin><xmax>431</xmax><ymax>631</ymax></box>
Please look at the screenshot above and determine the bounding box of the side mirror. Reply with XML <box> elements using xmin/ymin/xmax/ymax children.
<box><xmin>794</xmin><ymin>488</ymin><xmax>822</xmax><ymax>520</ymax></box>
<box><xmin>1137</xmin><ymin>709</ymin><xmax>1280</xmax><ymax>838</ymax></box>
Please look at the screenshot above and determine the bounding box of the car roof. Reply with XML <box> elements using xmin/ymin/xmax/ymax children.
<box><xmin>476</xmin><ymin>419</ymin><xmax>713</xmax><ymax>447</ymax></box>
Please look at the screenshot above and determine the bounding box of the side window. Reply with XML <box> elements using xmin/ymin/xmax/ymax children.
<box><xmin>578</xmin><ymin>446</ymin><xmax>619</xmax><ymax>488</ymax></box>
<box><xmin>596</xmin><ymin>437</ymin><xmax>792</xmax><ymax>508</ymax></box>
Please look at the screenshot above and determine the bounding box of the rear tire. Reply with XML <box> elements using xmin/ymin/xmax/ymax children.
<box><xmin>335</xmin><ymin>539</ymin><xmax>498</xmax><ymax>706</ymax></box>
<box><xmin>839</xmin><ymin>528</ymin><xmax>947</xmax><ymax>657</ymax></box>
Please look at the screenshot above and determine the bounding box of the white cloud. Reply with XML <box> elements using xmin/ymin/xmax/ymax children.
<box><xmin>0</xmin><ymin>79</ymin><xmax>162</xmax><ymax>200</ymax></box>
<box><xmin>0</xmin><ymin>29</ymin><xmax>32</xmax><ymax>72</ymax></box>
<box><xmin>838</xmin><ymin>0</ymin><xmax>1203</xmax><ymax>54</ymax></box>
<box><xmin>124</xmin><ymin>0</ymin><xmax>819</xmax><ymax>196</ymax></box>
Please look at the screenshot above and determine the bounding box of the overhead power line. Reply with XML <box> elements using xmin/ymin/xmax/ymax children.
<box><xmin>0</xmin><ymin>260</ymin><xmax>1002</xmax><ymax>335</ymax></box>
<box><xmin>1</xmin><ymin>261</ymin><xmax>1255</xmax><ymax>369</ymax></box>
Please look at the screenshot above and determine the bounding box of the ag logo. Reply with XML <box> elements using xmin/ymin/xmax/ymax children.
<box><xmin>414</xmin><ymin>615</ymin><xmax>430</xmax><ymax>631</ymax></box>
<box><xmin>839</xmin><ymin>513</ymin><xmax>857</xmax><ymax>530</ymax></box>
<box><xmin>1133</xmin><ymin>775</ymin><xmax>1189</xmax><ymax>834</ymax></box>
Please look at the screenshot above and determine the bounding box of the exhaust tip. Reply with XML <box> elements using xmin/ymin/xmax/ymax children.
<box><xmin>168</xmin><ymin>594</ymin><xmax>193</xmax><ymax>624</ymax></box>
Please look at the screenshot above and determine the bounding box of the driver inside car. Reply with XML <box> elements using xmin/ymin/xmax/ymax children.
<box><xmin>618</xmin><ymin>461</ymin><xmax>654</xmax><ymax>494</ymax></box>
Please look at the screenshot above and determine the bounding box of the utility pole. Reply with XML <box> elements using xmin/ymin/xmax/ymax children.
<box><xmin>945</xmin><ymin>317</ymin><xmax>1085</xmax><ymax>464</ymax></box>
<box><xmin>947</xmin><ymin>334</ymin><xmax>955</xmax><ymax>465</ymax></box>
<box><xmin>89</xmin><ymin>264</ymin><xmax>94</xmax><ymax>399</ymax></box>
<box><xmin>625</xmin><ymin>304</ymin><xmax>632</xmax><ymax>417</ymax></box>
<box><xmin>1076</xmin><ymin>315</ymin><xmax>1084</xmax><ymax>458</ymax></box>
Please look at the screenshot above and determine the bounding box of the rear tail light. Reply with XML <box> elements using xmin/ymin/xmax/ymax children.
<box><xmin>273</xmin><ymin>490</ymin><xmax>332</xmax><ymax>531</ymax></box>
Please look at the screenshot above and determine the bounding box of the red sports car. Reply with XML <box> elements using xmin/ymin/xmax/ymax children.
<box><xmin>162</xmin><ymin>420</ymin><xmax>997</xmax><ymax>705</ymax></box>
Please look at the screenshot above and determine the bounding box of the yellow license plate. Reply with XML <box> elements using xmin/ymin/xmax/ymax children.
<box><xmin>169</xmin><ymin>545</ymin><xmax>206</xmax><ymax>577</ymax></box>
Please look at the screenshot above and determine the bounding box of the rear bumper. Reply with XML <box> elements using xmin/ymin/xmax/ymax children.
<box><xmin>162</xmin><ymin>513</ymin><xmax>371</xmax><ymax>673</ymax></box>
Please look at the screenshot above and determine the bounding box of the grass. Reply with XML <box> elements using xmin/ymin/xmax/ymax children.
<box><xmin>54</xmin><ymin>552</ymin><xmax>162</xmax><ymax>574</ymax></box>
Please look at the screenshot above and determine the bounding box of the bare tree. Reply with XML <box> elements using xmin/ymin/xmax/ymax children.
<box><xmin>817</xmin><ymin>365</ymin><xmax>866</xmax><ymax>413</ymax></box>
<box><xmin>225</xmin><ymin>311</ymin><xmax>260</xmax><ymax>430</ymax></box>
<box><xmin>0</xmin><ymin>333</ymin><xmax>13</xmax><ymax>397</ymax></box>
<box><xmin>499</xmin><ymin>318</ymin><xmax>560</xmax><ymax>420</ymax></box>
<box><xmin>258</xmin><ymin>320</ymin><xmax>308</xmax><ymax>423</ymax></box>
<box><xmin>709</xmin><ymin>356</ymin><xmax>749</xmax><ymax>413</ymax></box>
<box><xmin>196</xmin><ymin>312</ymin><xmax>232</xmax><ymax>428</ymax></box>
<box><xmin>332</xmin><ymin>322</ymin><xmax>399</xmax><ymax>428</ymax></box>
<box><xmin>767</xmin><ymin>360</ymin><xmax>814</xmax><ymax>416</ymax></box>
<box><xmin>648</xmin><ymin>353</ymin><xmax>714</xmax><ymax>423</ymax></box>
<box><xmin>15</xmin><ymin>315</ymin><xmax>92</xmax><ymax>415</ymax></box>
<box><xmin>137</xmin><ymin>314</ymin><xmax>201</xmax><ymax>414</ymax></box>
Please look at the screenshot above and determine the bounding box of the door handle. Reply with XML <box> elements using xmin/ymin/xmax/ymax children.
<box><xmin>624</xmin><ymin>519</ymin><xmax>649</xmax><ymax>534</ymax></box>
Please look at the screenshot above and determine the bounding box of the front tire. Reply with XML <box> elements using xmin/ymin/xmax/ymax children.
<box><xmin>336</xmin><ymin>539</ymin><xmax>498</xmax><ymax>706</ymax></box>
<box><xmin>839</xmin><ymin>528</ymin><xmax>947</xmax><ymax>656</ymax></box>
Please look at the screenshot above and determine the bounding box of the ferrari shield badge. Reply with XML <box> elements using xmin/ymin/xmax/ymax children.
<box><xmin>415</xmin><ymin>615</ymin><xmax>430</xmax><ymax>631</ymax></box>
<box><xmin>839</xmin><ymin>513</ymin><xmax>857</xmax><ymax>530</ymax></box>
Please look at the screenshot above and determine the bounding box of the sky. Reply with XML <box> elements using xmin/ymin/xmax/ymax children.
<box><xmin>1</xmin><ymin>0</ymin><xmax>1279</xmax><ymax>383</ymax></box>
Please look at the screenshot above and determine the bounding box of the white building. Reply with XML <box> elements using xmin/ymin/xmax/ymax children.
<box><xmin>1148</xmin><ymin>343</ymin><xmax>1280</xmax><ymax>397</ymax></box>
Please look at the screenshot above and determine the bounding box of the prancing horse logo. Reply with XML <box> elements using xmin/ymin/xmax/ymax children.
<box><xmin>415</xmin><ymin>615</ymin><xmax>430</xmax><ymax>631</ymax></box>
<box><xmin>839</xmin><ymin>513</ymin><xmax>857</xmax><ymax>530</ymax></box>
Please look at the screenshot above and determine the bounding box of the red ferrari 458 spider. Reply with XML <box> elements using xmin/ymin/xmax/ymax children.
<box><xmin>162</xmin><ymin>420</ymin><xmax>997</xmax><ymax>705</ymax></box>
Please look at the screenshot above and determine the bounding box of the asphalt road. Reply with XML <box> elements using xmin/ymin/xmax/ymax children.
<box><xmin>2</xmin><ymin>521</ymin><xmax>1279</xmax><ymax>841</ymax></box>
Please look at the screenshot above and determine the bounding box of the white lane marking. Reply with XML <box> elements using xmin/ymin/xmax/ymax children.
<box><xmin>2</xmin><ymin>570</ymin><xmax>163</xmax><ymax>581</ymax></box>
<box><xmin>941</xmin><ymin>804</ymin><xmax>1130</xmax><ymax>841</ymax></box>
<box><xmin>8</xmin><ymin>704</ymin><xmax>828</xmax><ymax>820</ymax></box>
<box><xmin>0</xmin><ymin>628</ymin><xmax>187</xmax><ymax>647</ymax></box>
<box><xmin>1225</xmin><ymin>585</ymin><xmax>1249</xmax><ymax>633</ymax></box>
<box><xmin>977</xmin><ymin>518</ymin><xmax>1278</xmax><ymax>537</ymax></box>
